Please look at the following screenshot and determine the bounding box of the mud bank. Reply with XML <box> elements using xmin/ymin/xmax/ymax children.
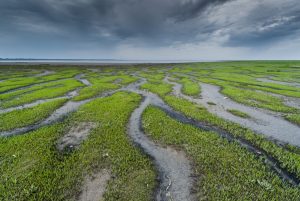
<box><xmin>165</xmin><ymin>77</ymin><xmax>300</xmax><ymax>147</ymax></box>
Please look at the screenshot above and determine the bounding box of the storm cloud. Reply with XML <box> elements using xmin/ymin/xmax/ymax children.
<box><xmin>0</xmin><ymin>0</ymin><xmax>300</xmax><ymax>59</ymax></box>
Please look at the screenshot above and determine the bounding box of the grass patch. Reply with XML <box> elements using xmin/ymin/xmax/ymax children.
<box><xmin>285</xmin><ymin>114</ymin><xmax>300</xmax><ymax>126</ymax></box>
<box><xmin>207</xmin><ymin>101</ymin><xmax>216</xmax><ymax>105</ymax></box>
<box><xmin>1</xmin><ymin>79</ymin><xmax>83</xmax><ymax>108</ymax></box>
<box><xmin>0</xmin><ymin>98</ymin><xmax>67</xmax><ymax>132</ymax></box>
<box><xmin>179</xmin><ymin>78</ymin><xmax>200</xmax><ymax>97</ymax></box>
<box><xmin>227</xmin><ymin>109</ymin><xmax>250</xmax><ymax>118</ymax></box>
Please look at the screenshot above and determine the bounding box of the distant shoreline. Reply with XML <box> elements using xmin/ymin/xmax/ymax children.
<box><xmin>0</xmin><ymin>59</ymin><xmax>206</xmax><ymax>65</ymax></box>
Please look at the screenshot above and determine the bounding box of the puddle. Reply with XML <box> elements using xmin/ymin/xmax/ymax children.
<box><xmin>165</xmin><ymin>77</ymin><xmax>300</xmax><ymax>147</ymax></box>
<box><xmin>57</xmin><ymin>122</ymin><xmax>97</xmax><ymax>151</ymax></box>
<box><xmin>78</xmin><ymin>169</ymin><xmax>111</xmax><ymax>201</ymax></box>
<box><xmin>75</xmin><ymin>74</ymin><xmax>92</xmax><ymax>86</ymax></box>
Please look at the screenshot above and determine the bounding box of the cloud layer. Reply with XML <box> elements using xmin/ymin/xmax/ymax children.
<box><xmin>1</xmin><ymin>0</ymin><xmax>300</xmax><ymax>59</ymax></box>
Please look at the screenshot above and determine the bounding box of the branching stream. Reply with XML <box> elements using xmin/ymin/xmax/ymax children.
<box><xmin>164</xmin><ymin>77</ymin><xmax>300</xmax><ymax>147</ymax></box>
<box><xmin>1</xmin><ymin>76</ymin><xmax>299</xmax><ymax>201</ymax></box>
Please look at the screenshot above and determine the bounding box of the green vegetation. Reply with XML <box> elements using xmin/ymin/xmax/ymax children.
<box><xmin>179</xmin><ymin>78</ymin><xmax>200</xmax><ymax>97</ymax></box>
<box><xmin>285</xmin><ymin>114</ymin><xmax>300</xmax><ymax>126</ymax></box>
<box><xmin>0</xmin><ymin>98</ymin><xmax>67</xmax><ymax>131</ymax></box>
<box><xmin>143</xmin><ymin>106</ymin><xmax>300</xmax><ymax>200</ymax></box>
<box><xmin>0</xmin><ymin>69</ymin><xmax>81</xmax><ymax>93</ymax></box>
<box><xmin>207</xmin><ymin>101</ymin><xmax>216</xmax><ymax>105</ymax></box>
<box><xmin>1</xmin><ymin>79</ymin><xmax>83</xmax><ymax>108</ymax></box>
<box><xmin>0</xmin><ymin>92</ymin><xmax>155</xmax><ymax>200</ymax></box>
<box><xmin>221</xmin><ymin>86</ymin><xmax>296</xmax><ymax>113</ymax></box>
<box><xmin>163</xmin><ymin>95</ymin><xmax>300</xmax><ymax>180</ymax></box>
<box><xmin>227</xmin><ymin>109</ymin><xmax>250</xmax><ymax>118</ymax></box>
<box><xmin>73</xmin><ymin>75</ymin><xmax>138</xmax><ymax>101</ymax></box>
<box><xmin>0</xmin><ymin>62</ymin><xmax>300</xmax><ymax>200</ymax></box>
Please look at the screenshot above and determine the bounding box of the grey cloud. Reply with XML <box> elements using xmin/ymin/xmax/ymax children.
<box><xmin>0</xmin><ymin>0</ymin><xmax>300</xmax><ymax>59</ymax></box>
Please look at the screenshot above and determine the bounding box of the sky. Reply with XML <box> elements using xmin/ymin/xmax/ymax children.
<box><xmin>0</xmin><ymin>0</ymin><xmax>300</xmax><ymax>60</ymax></box>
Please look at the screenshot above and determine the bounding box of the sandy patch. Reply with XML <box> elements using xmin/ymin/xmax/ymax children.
<box><xmin>78</xmin><ymin>169</ymin><xmax>111</xmax><ymax>201</ymax></box>
<box><xmin>57</xmin><ymin>122</ymin><xmax>97</xmax><ymax>151</ymax></box>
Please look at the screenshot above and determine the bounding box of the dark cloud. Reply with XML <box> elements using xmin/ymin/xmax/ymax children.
<box><xmin>0</xmin><ymin>0</ymin><xmax>300</xmax><ymax>58</ymax></box>
<box><xmin>0</xmin><ymin>0</ymin><xmax>230</xmax><ymax>43</ymax></box>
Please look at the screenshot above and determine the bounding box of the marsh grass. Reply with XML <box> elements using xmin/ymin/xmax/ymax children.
<box><xmin>143</xmin><ymin>106</ymin><xmax>300</xmax><ymax>200</ymax></box>
<box><xmin>0</xmin><ymin>98</ymin><xmax>68</xmax><ymax>131</ymax></box>
<box><xmin>0</xmin><ymin>92</ymin><xmax>156</xmax><ymax>201</ymax></box>
<box><xmin>227</xmin><ymin>109</ymin><xmax>250</xmax><ymax>118</ymax></box>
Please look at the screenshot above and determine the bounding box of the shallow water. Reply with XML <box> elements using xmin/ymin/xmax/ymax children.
<box><xmin>165</xmin><ymin>77</ymin><xmax>300</xmax><ymax>147</ymax></box>
<box><xmin>126</xmin><ymin>79</ymin><xmax>194</xmax><ymax>201</ymax></box>
<box><xmin>257</xmin><ymin>77</ymin><xmax>300</xmax><ymax>88</ymax></box>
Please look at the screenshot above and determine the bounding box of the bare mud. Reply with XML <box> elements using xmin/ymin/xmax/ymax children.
<box><xmin>257</xmin><ymin>77</ymin><xmax>300</xmax><ymax>88</ymax></box>
<box><xmin>75</xmin><ymin>74</ymin><xmax>92</xmax><ymax>86</ymax></box>
<box><xmin>165</xmin><ymin>77</ymin><xmax>300</xmax><ymax>147</ymax></box>
<box><xmin>57</xmin><ymin>122</ymin><xmax>97</xmax><ymax>151</ymax></box>
<box><xmin>78</xmin><ymin>169</ymin><xmax>111</xmax><ymax>201</ymax></box>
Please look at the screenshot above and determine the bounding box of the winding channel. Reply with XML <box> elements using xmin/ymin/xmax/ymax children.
<box><xmin>1</xmin><ymin>76</ymin><xmax>299</xmax><ymax>199</ymax></box>
<box><xmin>126</xmin><ymin>79</ymin><xmax>195</xmax><ymax>201</ymax></box>
<box><xmin>164</xmin><ymin>77</ymin><xmax>300</xmax><ymax>147</ymax></box>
